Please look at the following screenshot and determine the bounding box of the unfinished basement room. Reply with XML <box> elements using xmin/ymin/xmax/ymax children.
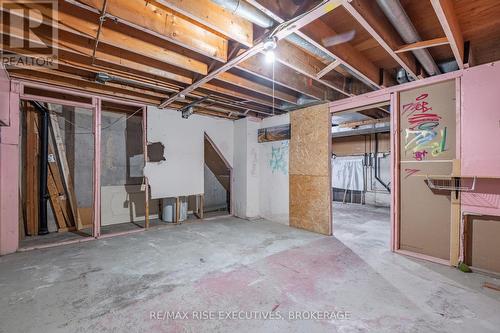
<box><xmin>1</xmin><ymin>0</ymin><xmax>500</xmax><ymax>332</ymax></box>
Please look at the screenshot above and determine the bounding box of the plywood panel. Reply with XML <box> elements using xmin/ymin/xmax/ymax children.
<box><xmin>466</xmin><ymin>217</ymin><xmax>500</xmax><ymax>274</ymax></box>
<box><xmin>400</xmin><ymin>162</ymin><xmax>453</xmax><ymax>260</ymax></box>
<box><xmin>289</xmin><ymin>103</ymin><xmax>331</xmax><ymax>235</ymax></box>
<box><xmin>290</xmin><ymin>175</ymin><xmax>331</xmax><ymax>235</ymax></box>
<box><xmin>400</xmin><ymin>80</ymin><xmax>456</xmax><ymax>162</ymax></box>
<box><xmin>290</xmin><ymin>104</ymin><xmax>331</xmax><ymax>176</ymax></box>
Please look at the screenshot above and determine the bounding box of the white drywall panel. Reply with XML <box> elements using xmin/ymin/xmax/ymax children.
<box><xmin>144</xmin><ymin>108</ymin><xmax>233</xmax><ymax>199</ymax></box>
<box><xmin>259</xmin><ymin>114</ymin><xmax>290</xmax><ymax>225</ymax></box>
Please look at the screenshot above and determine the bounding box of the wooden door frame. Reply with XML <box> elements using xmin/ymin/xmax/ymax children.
<box><xmin>329</xmin><ymin>71</ymin><xmax>463</xmax><ymax>266</ymax></box>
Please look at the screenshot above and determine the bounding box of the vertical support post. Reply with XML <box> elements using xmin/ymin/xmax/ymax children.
<box><xmin>0</xmin><ymin>82</ymin><xmax>20</xmax><ymax>254</ymax></box>
<box><xmin>199</xmin><ymin>194</ymin><xmax>204</xmax><ymax>219</ymax></box>
<box><xmin>175</xmin><ymin>196</ymin><xmax>180</xmax><ymax>224</ymax></box>
<box><xmin>450</xmin><ymin>77</ymin><xmax>462</xmax><ymax>266</ymax></box>
<box><xmin>143</xmin><ymin>106</ymin><xmax>149</xmax><ymax>229</ymax></box>
<box><xmin>92</xmin><ymin>97</ymin><xmax>101</xmax><ymax>238</ymax></box>
<box><xmin>390</xmin><ymin>92</ymin><xmax>400</xmax><ymax>252</ymax></box>
<box><xmin>37</xmin><ymin>104</ymin><xmax>49</xmax><ymax>235</ymax></box>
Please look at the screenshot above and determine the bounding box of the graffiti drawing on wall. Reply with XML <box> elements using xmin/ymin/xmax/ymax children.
<box><xmin>269</xmin><ymin>141</ymin><xmax>288</xmax><ymax>175</ymax></box>
<box><xmin>404</xmin><ymin>168</ymin><xmax>420</xmax><ymax>179</ymax></box>
<box><xmin>402</xmin><ymin>93</ymin><xmax>448</xmax><ymax>160</ymax></box>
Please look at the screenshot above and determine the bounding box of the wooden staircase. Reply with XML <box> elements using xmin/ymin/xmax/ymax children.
<box><xmin>204</xmin><ymin>136</ymin><xmax>230</xmax><ymax>192</ymax></box>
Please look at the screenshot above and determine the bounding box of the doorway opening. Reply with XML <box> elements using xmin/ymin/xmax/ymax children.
<box><xmin>203</xmin><ymin>133</ymin><xmax>231</xmax><ymax>218</ymax></box>
<box><xmin>331</xmin><ymin>102</ymin><xmax>392</xmax><ymax>249</ymax></box>
<box><xmin>19</xmin><ymin>100</ymin><xmax>95</xmax><ymax>249</ymax></box>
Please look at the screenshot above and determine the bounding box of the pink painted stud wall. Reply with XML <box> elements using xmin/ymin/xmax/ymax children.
<box><xmin>461</xmin><ymin>62</ymin><xmax>500</xmax><ymax>216</ymax></box>
<box><xmin>0</xmin><ymin>82</ymin><xmax>20</xmax><ymax>255</ymax></box>
<box><xmin>0</xmin><ymin>69</ymin><xmax>9</xmax><ymax>126</ymax></box>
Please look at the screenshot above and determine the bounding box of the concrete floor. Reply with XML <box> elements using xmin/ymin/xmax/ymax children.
<box><xmin>1</xmin><ymin>204</ymin><xmax>500</xmax><ymax>332</ymax></box>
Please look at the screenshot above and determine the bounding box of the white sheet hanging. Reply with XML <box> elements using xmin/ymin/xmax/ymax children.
<box><xmin>332</xmin><ymin>156</ymin><xmax>364</xmax><ymax>191</ymax></box>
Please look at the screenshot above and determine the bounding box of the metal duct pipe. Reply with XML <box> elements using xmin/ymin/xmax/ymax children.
<box><xmin>374</xmin><ymin>133</ymin><xmax>391</xmax><ymax>193</ymax></box>
<box><xmin>210</xmin><ymin>0</ymin><xmax>336</xmax><ymax>63</ymax></box>
<box><xmin>211</xmin><ymin>0</ymin><xmax>275</xmax><ymax>28</ymax></box>
<box><xmin>31</xmin><ymin>101</ymin><xmax>50</xmax><ymax>235</ymax></box>
<box><xmin>376</xmin><ymin>0</ymin><xmax>441</xmax><ymax>76</ymax></box>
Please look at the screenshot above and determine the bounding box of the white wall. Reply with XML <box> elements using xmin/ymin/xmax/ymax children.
<box><xmin>259</xmin><ymin>114</ymin><xmax>290</xmax><ymax>225</ymax></box>
<box><xmin>232</xmin><ymin>114</ymin><xmax>290</xmax><ymax>224</ymax></box>
<box><xmin>144</xmin><ymin>108</ymin><xmax>233</xmax><ymax>199</ymax></box>
<box><xmin>233</xmin><ymin>117</ymin><xmax>260</xmax><ymax>219</ymax></box>
<box><xmin>144</xmin><ymin>109</ymin><xmax>290</xmax><ymax>224</ymax></box>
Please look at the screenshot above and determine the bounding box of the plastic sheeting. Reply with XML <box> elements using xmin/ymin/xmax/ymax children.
<box><xmin>332</xmin><ymin>156</ymin><xmax>364</xmax><ymax>191</ymax></box>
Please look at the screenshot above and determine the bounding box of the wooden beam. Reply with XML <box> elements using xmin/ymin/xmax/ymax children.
<box><xmin>69</xmin><ymin>0</ymin><xmax>228</xmax><ymax>62</ymax></box>
<box><xmin>246</xmin><ymin>0</ymin><xmax>381</xmax><ymax>88</ymax></box>
<box><xmin>3</xmin><ymin>30</ymin><xmax>279</xmax><ymax>114</ymax></box>
<box><xmin>301</xmin><ymin>18</ymin><xmax>382</xmax><ymax>86</ymax></box>
<box><xmin>271</xmin><ymin>39</ymin><xmax>359</xmax><ymax>96</ymax></box>
<box><xmin>216</xmin><ymin>71</ymin><xmax>299</xmax><ymax>105</ymax></box>
<box><xmin>153</xmin><ymin>0</ymin><xmax>253</xmax><ymax>47</ymax></box>
<box><xmin>159</xmin><ymin>0</ymin><xmax>342</xmax><ymax>108</ymax></box>
<box><xmin>342</xmin><ymin>0</ymin><xmax>419</xmax><ymax>80</ymax></box>
<box><xmin>9</xmin><ymin>69</ymin><xmax>162</xmax><ymax>104</ymax></box>
<box><xmin>10</xmin><ymin>2</ymin><xmax>208</xmax><ymax>75</ymax></box>
<box><xmin>48</xmin><ymin>110</ymin><xmax>81</xmax><ymax>229</ymax></box>
<box><xmin>395</xmin><ymin>37</ymin><xmax>449</xmax><ymax>54</ymax></box>
<box><xmin>430</xmin><ymin>0</ymin><xmax>465</xmax><ymax>69</ymax></box>
<box><xmin>316</xmin><ymin>59</ymin><xmax>341</xmax><ymax>79</ymax></box>
<box><xmin>201</xmin><ymin>83</ymin><xmax>282</xmax><ymax>110</ymax></box>
<box><xmin>25</xmin><ymin>105</ymin><xmax>39</xmax><ymax>236</ymax></box>
<box><xmin>237</xmin><ymin>53</ymin><xmax>326</xmax><ymax>100</ymax></box>
<box><xmin>339</xmin><ymin>117</ymin><xmax>390</xmax><ymax>128</ymax></box>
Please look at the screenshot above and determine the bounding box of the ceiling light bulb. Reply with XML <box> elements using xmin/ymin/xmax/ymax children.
<box><xmin>265</xmin><ymin>49</ymin><xmax>275</xmax><ymax>63</ymax></box>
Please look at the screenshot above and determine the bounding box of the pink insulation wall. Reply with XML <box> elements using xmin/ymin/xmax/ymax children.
<box><xmin>0</xmin><ymin>81</ymin><xmax>20</xmax><ymax>255</ymax></box>
<box><xmin>0</xmin><ymin>69</ymin><xmax>9</xmax><ymax>126</ymax></box>
<box><xmin>461</xmin><ymin>62</ymin><xmax>500</xmax><ymax>216</ymax></box>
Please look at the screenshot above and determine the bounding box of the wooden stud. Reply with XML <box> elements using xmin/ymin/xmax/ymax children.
<box><xmin>342</xmin><ymin>0</ymin><xmax>419</xmax><ymax>80</ymax></box>
<box><xmin>142</xmin><ymin>106</ymin><xmax>149</xmax><ymax>229</ymax></box>
<box><xmin>395</xmin><ymin>37</ymin><xmax>450</xmax><ymax>54</ymax></box>
<box><xmin>2</xmin><ymin>3</ymin><xmax>208</xmax><ymax>75</ymax></box>
<box><xmin>92</xmin><ymin>97</ymin><xmax>101</xmax><ymax>237</ymax></box>
<box><xmin>72</xmin><ymin>0</ymin><xmax>229</xmax><ymax>62</ymax></box>
<box><xmin>47</xmin><ymin>139</ymin><xmax>73</xmax><ymax>228</ymax></box>
<box><xmin>47</xmin><ymin>168</ymin><xmax>69</xmax><ymax>232</ymax></box>
<box><xmin>48</xmin><ymin>111</ymin><xmax>80</xmax><ymax>228</ymax></box>
<box><xmin>316</xmin><ymin>60</ymin><xmax>342</xmax><ymax>79</ymax></box>
<box><xmin>154</xmin><ymin>0</ymin><xmax>253</xmax><ymax>47</ymax></box>
<box><xmin>25</xmin><ymin>105</ymin><xmax>39</xmax><ymax>236</ymax></box>
<box><xmin>430</xmin><ymin>0</ymin><xmax>465</xmax><ymax>69</ymax></box>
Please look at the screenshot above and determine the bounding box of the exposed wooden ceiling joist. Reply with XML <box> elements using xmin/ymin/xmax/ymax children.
<box><xmin>237</xmin><ymin>53</ymin><xmax>326</xmax><ymax>101</ymax></box>
<box><xmin>1</xmin><ymin>9</ymin><xmax>290</xmax><ymax>114</ymax></box>
<box><xmin>66</xmin><ymin>0</ymin><xmax>229</xmax><ymax>62</ymax></box>
<box><xmin>5</xmin><ymin>3</ymin><xmax>208</xmax><ymax>76</ymax></box>
<box><xmin>158</xmin><ymin>0</ymin><xmax>343</xmax><ymax>108</ymax></box>
<box><xmin>430</xmin><ymin>0</ymin><xmax>465</xmax><ymax>69</ymax></box>
<box><xmin>271</xmin><ymin>39</ymin><xmax>370</xmax><ymax>96</ymax></box>
<box><xmin>216</xmin><ymin>71</ymin><xmax>299</xmax><ymax>105</ymax></box>
<box><xmin>153</xmin><ymin>0</ymin><xmax>254</xmax><ymax>47</ymax></box>
<box><xmin>395</xmin><ymin>37</ymin><xmax>450</xmax><ymax>54</ymax></box>
<box><xmin>341</xmin><ymin>0</ymin><xmax>419</xmax><ymax>80</ymax></box>
<box><xmin>246</xmin><ymin>0</ymin><xmax>382</xmax><ymax>88</ymax></box>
